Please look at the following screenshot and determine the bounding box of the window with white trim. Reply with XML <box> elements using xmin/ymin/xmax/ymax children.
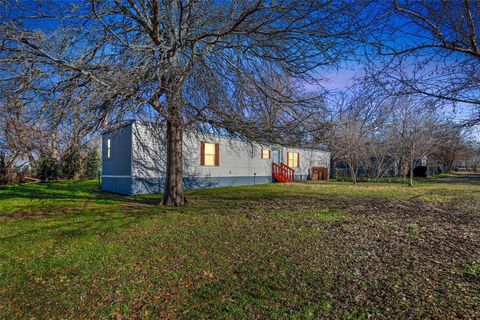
<box><xmin>107</xmin><ymin>139</ymin><xmax>111</xmax><ymax>159</ymax></box>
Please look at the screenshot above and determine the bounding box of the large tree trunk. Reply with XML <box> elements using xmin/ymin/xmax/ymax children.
<box><xmin>162</xmin><ymin>115</ymin><xmax>187</xmax><ymax>206</ymax></box>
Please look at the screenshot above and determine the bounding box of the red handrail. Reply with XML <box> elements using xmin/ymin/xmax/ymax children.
<box><xmin>272</xmin><ymin>162</ymin><xmax>282</xmax><ymax>178</ymax></box>
<box><xmin>272</xmin><ymin>162</ymin><xmax>295</xmax><ymax>182</ymax></box>
<box><xmin>280</xmin><ymin>162</ymin><xmax>295</xmax><ymax>181</ymax></box>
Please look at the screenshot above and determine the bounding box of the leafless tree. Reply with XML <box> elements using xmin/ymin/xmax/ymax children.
<box><xmin>1</xmin><ymin>0</ymin><xmax>369</xmax><ymax>205</ymax></box>
<box><xmin>363</xmin><ymin>126</ymin><xmax>398</xmax><ymax>179</ymax></box>
<box><xmin>364</xmin><ymin>0</ymin><xmax>480</xmax><ymax>124</ymax></box>
<box><xmin>430</xmin><ymin>122</ymin><xmax>470</xmax><ymax>173</ymax></box>
<box><xmin>463</xmin><ymin>141</ymin><xmax>480</xmax><ymax>172</ymax></box>
<box><xmin>324</xmin><ymin>86</ymin><xmax>396</xmax><ymax>183</ymax></box>
<box><xmin>0</xmin><ymin>55</ymin><xmax>105</xmax><ymax>181</ymax></box>
<box><xmin>324</xmin><ymin>92</ymin><xmax>370</xmax><ymax>184</ymax></box>
<box><xmin>325</xmin><ymin>87</ymin><xmax>447</xmax><ymax>186</ymax></box>
<box><xmin>329</xmin><ymin>117</ymin><xmax>369</xmax><ymax>184</ymax></box>
<box><xmin>387</xmin><ymin>98</ymin><xmax>440</xmax><ymax>186</ymax></box>
<box><xmin>0</xmin><ymin>94</ymin><xmax>45</xmax><ymax>182</ymax></box>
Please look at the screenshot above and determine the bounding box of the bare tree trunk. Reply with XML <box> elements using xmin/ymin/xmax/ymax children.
<box><xmin>162</xmin><ymin>108</ymin><xmax>187</xmax><ymax>206</ymax></box>
<box><xmin>398</xmin><ymin>155</ymin><xmax>403</xmax><ymax>178</ymax></box>
<box><xmin>447</xmin><ymin>158</ymin><xmax>455</xmax><ymax>173</ymax></box>
<box><xmin>50</xmin><ymin>130</ymin><xmax>58</xmax><ymax>159</ymax></box>
<box><xmin>50</xmin><ymin>106</ymin><xmax>60</xmax><ymax>159</ymax></box>
<box><xmin>349</xmin><ymin>164</ymin><xmax>357</xmax><ymax>184</ymax></box>
<box><xmin>409</xmin><ymin>161</ymin><xmax>414</xmax><ymax>187</ymax></box>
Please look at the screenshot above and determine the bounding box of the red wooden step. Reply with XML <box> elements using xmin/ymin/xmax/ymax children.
<box><xmin>272</xmin><ymin>161</ymin><xmax>295</xmax><ymax>183</ymax></box>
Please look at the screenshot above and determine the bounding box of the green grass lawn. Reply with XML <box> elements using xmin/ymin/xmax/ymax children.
<box><xmin>1</xmin><ymin>180</ymin><xmax>479</xmax><ymax>319</ymax></box>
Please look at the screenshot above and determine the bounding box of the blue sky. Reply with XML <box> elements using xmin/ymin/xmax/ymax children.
<box><xmin>4</xmin><ymin>0</ymin><xmax>478</xmax><ymax>139</ymax></box>
<box><xmin>321</xmin><ymin>66</ymin><xmax>478</xmax><ymax>139</ymax></box>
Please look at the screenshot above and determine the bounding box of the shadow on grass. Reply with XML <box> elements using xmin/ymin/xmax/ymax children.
<box><xmin>0</xmin><ymin>205</ymin><xmax>164</xmax><ymax>244</ymax></box>
<box><xmin>0</xmin><ymin>180</ymin><xmax>163</xmax><ymax>206</ymax></box>
<box><xmin>434</xmin><ymin>174</ymin><xmax>480</xmax><ymax>186</ymax></box>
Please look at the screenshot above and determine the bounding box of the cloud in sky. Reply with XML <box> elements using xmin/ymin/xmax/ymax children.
<box><xmin>320</xmin><ymin>67</ymin><xmax>359</xmax><ymax>90</ymax></box>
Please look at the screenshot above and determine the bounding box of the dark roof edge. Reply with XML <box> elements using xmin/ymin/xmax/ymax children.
<box><xmin>101</xmin><ymin>119</ymin><xmax>135</xmax><ymax>135</ymax></box>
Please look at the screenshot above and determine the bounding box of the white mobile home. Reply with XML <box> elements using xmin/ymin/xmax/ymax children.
<box><xmin>102</xmin><ymin>120</ymin><xmax>330</xmax><ymax>195</ymax></box>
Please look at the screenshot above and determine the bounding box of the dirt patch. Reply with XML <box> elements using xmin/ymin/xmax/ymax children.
<box><xmin>194</xmin><ymin>194</ymin><xmax>480</xmax><ymax>317</ymax></box>
<box><xmin>308</xmin><ymin>198</ymin><xmax>480</xmax><ymax>318</ymax></box>
<box><xmin>348</xmin><ymin>198</ymin><xmax>480</xmax><ymax>228</ymax></box>
<box><xmin>223</xmin><ymin>196</ymin><xmax>364</xmax><ymax>216</ymax></box>
<box><xmin>0</xmin><ymin>207</ymin><xmax>82</xmax><ymax>221</ymax></box>
<box><xmin>121</xmin><ymin>202</ymin><xmax>156</xmax><ymax>213</ymax></box>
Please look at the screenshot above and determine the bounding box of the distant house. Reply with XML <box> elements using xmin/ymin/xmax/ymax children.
<box><xmin>101</xmin><ymin>120</ymin><xmax>330</xmax><ymax>195</ymax></box>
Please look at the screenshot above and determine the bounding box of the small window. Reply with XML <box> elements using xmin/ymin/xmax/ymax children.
<box><xmin>201</xmin><ymin>142</ymin><xmax>219</xmax><ymax>166</ymax></box>
<box><xmin>287</xmin><ymin>152</ymin><xmax>300</xmax><ymax>168</ymax></box>
<box><xmin>107</xmin><ymin>139</ymin><xmax>111</xmax><ymax>159</ymax></box>
<box><xmin>261</xmin><ymin>149</ymin><xmax>271</xmax><ymax>159</ymax></box>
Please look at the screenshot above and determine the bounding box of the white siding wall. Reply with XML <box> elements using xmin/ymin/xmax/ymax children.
<box><xmin>280</xmin><ymin>147</ymin><xmax>331</xmax><ymax>177</ymax></box>
<box><xmin>131</xmin><ymin>122</ymin><xmax>166</xmax><ymax>178</ymax></box>
<box><xmin>131</xmin><ymin>122</ymin><xmax>329</xmax><ymax>179</ymax></box>
<box><xmin>183</xmin><ymin>136</ymin><xmax>272</xmax><ymax>178</ymax></box>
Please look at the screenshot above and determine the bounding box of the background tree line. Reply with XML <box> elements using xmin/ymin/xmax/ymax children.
<box><xmin>322</xmin><ymin>85</ymin><xmax>479</xmax><ymax>185</ymax></box>
<box><xmin>0</xmin><ymin>94</ymin><xmax>101</xmax><ymax>184</ymax></box>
